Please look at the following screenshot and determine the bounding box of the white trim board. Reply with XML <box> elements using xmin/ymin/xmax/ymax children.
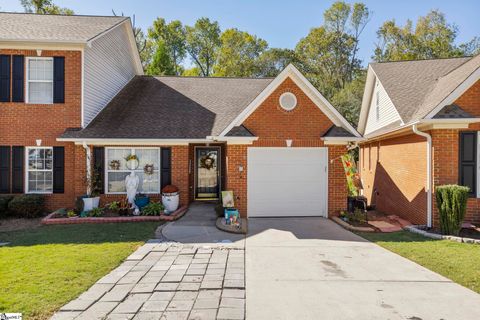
<box><xmin>219</xmin><ymin>64</ymin><xmax>360</xmax><ymax>138</ymax></box>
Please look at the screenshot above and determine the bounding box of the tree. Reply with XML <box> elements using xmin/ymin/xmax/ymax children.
<box><xmin>374</xmin><ymin>10</ymin><xmax>477</xmax><ymax>62</ymax></box>
<box><xmin>185</xmin><ymin>18</ymin><xmax>221</xmax><ymax>76</ymax></box>
<box><xmin>148</xmin><ymin>18</ymin><xmax>186</xmax><ymax>75</ymax></box>
<box><xmin>21</xmin><ymin>0</ymin><xmax>74</xmax><ymax>15</ymax></box>
<box><xmin>146</xmin><ymin>41</ymin><xmax>175</xmax><ymax>76</ymax></box>
<box><xmin>214</xmin><ymin>28</ymin><xmax>268</xmax><ymax>77</ymax></box>
<box><xmin>256</xmin><ymin>48</ymin><xmax>299</xmax><ymax>77</ymax></box>
<box><xmin>330</xmin><ymin>72</ymin><xmax>366</xmax><ymax>126</ymax></box>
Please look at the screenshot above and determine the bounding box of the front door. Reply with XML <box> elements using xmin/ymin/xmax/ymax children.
<box><xmin>195</xmin><ymin>147</ymin><xmax>221</xmax><ymax>200</ymax></box>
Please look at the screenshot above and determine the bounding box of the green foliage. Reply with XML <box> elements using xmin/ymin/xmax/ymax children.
<box><xmin>331</xmin><ymin>72</ymin><xmax>366</xmax><ymax>125</ymax></box>
<box><xmin>21</xmin><ymin>0</ymin><xmax>74</xmax><ymax>15</ymax></box>
<box><xmin>185</xmin><ymin>17</ymin><xmax>221</xmax><ymax>76</ymax></box>
<box><xmin>8</xmin><ymin>195</ymin><xmax>45</xmax><ymax>218</ymax></box>
<box><xmin>214</xmin><ymin>28</ymin><xmax>268</xmax><ymax>77</ymax></box>
<box><xmin>142</xmin><ymin>202</ymin><xmax>165</xmax><ymax>216</ymax></box>
<box><xmin>256</xmin><ymin>48</ymin><xmax>299</xmax><ymax>77</ymax></box>
<box><xmin>374</xmin><ymin>10</ymin><xmax>477</xmax><ymax>62</ymax></box>
<box><xmin>146</xmin><ymin>40</ymin><xmax>176</xmax><ymax>76</ymax></box>
<box><xmin>435</xmin><ymin>185</ymin><xmax>470</xmax><ymax>236</ymax></box>
<box><xmin>88</xmin><ymin>166</ymin><xmax>103</xmax><ymax>197</ymax></box>
<box><xmin>107</xmin><ymin>201</ymin><xmax>120</xmax><ymax>212</ymax></box>
<box><xmin>0</xmin><ymin>195</ymin><xmax>14</xmax><ymax>218</ymax></box>
<box><xmin>67</xmin><ymin>210</ymin><xmax>76</xmax><ymax>218</ymax></box>
<box><xmin>87</xmin><ymin>207</ymin><xmax>104</xmax><ymax>218</ymax></box>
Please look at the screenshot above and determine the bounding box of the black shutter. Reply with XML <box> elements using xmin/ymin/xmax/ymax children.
<box><xmin>161</xmin><ymin>148</ymin><xmax>172</xmax><ymax>190</ymax></box>
<box><xmin>12</xmin><ymin>146</ymin><xmax>24</xmax><ymax>193</ymax></box>
<box><xmin>53</xmin><ymin>147</ymin><xmax>65</xmax><ymax>193</ymax></box>
<box><xmin>93</xmin><ymin>147</ymin><xmax>104</xmax><ymax>194</ymax></box>
<box><xmin>0</xmin><ymin>146</ymin><xmax>10</xmax><ymax>193</ymax></box>
<box><xmin>53</xmin><ymin>57</ymin><xmax>65</xmax><ymax>103</ymax></box>
<box><xmin>459</xmin><ymin>132</ymin><xmax>477</xmax><ymax>195</ymax></box>
<box><xmin>0</xmin><ymin>55</ymin><xmax>10</xmax><ymax>102</ymax></box>
<box><xmin>12</xmin><ymin>55</ymin><xmax>24</xmax><ymax>102</ymax></box>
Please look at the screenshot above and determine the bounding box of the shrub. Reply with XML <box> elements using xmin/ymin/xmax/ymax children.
<box><xmin>0</xmin><ymin>195</ymin><xmax>14</xmax><ymax>218</ymax></box>
<box><xmin>435</xmin><ymin>185</ymin><xmax>470</xmax><ymax>235</ymax></box>
<box><xmin>88</xmin><ymin>207</ymin><xmax>104</xmax><ymax>217</ymax></box>
<box><xmin>142</xmin><ymin>202</ymin><xmax>165</xmax><ymax>216</ymax></box>
<box><xmin>106</xmin><ymin>201</ymin><xmax>120</xmax><ymax>212</ymax></box>
<box><xmin>8</xmin><ymin>195</ymin><xmax>45</xmax><ymax>218</ymax></box>
<box><xmin>67</xmin><ymin>210</ymin><xmax>77</xmax><ymax>218</ymax></box>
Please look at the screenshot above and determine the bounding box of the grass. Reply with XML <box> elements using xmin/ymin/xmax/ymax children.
<box><xmin>0</xmin><ymin>222</ymin><xmax>162</xmax><ymax>320</ymax></box>
<box><xmin>357</xmin><ymin>231</ymin><xmax>480</xmax><ymax>294</ymax></box>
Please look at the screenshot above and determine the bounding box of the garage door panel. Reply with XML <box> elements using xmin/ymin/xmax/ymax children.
<box><xmin>247</xmin><ymin>148</ymin><xmax>328</xmax><ymax>218</ymax></box>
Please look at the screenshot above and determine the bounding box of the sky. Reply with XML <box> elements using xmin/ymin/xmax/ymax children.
<box><xmin>1</xmin><ymin>0</ymin><xmax>479</xmax><ymax>65</ymax></box>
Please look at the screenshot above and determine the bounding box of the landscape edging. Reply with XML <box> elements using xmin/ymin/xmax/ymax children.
<box><xmin>405</xmin><ymin>225</ymin><xmax>480</xmax><ymax>244</ymax></box>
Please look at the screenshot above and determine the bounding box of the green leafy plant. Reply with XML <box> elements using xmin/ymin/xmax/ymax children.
<box><xmin>435</xmin><ymin>185</ymin><xmax>470</xmax><ymax>235</ymax></box>
<box><xmin>8</xmin><ymin>195</ymin><xmax>45</xmax><ymax>218</ymax></box>
<box><xmin>0</xmin><ymin>195</ymin><xmax>14</xmax><ymax>218</ymax></box>
<box><xmin>67</xmin><ymin>210</ymin><xmax>77</xmax><ymax>218</ymax></box>
<box><xmin>85</xmin><ymin>165</ymin><xmax>102</xmax><ymax>197</ymax></box>
<box><xmin>107</xmin><ymin>201</ymin><xmax>120</xmax><ymax>212</ymax></box>
<box><xmin>88</xmin><ymin>207</ymin><xmax>104</xmax><ymax>217</ymax></box>
<box><xmin>142</xmin><ymin>202</ymin><xmax>165</xmax><ymax>216</ymax></box>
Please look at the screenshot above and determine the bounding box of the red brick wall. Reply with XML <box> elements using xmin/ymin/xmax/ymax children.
<box><xmin>360</xmin><ymin>134</ymin><xmax>428</xmax><ymax>225</ymax></box>
<box><xmin>226</xmin><ymin>77</ymin><xmax>348</xmax><ymax>217</ymax></box>
<box><xmin>0</xmin><ymin>49</ymin><xmax>82</xmax><ymax>210</ymax></box>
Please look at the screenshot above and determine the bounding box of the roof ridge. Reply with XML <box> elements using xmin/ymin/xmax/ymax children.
<box><xmin>148</xmin><ymin>75</ymin><xmax>275</xmax><ymax>80</ymax></box>
<box><xmin>370</xmin><ymin>56</ymin><xmax>472</xmax><ymax>66</ymax></box>
<box><xmin>0</xmin><ymin>11</ymin><xmax>128</xmax><ymax>19</ymax></box>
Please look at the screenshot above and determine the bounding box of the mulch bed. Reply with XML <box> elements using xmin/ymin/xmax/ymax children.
<box><xmin>42</xmin><ymin>205</ymin><xmax>189</xmax><ymax>225</ymax></box>
<box><xmin>428</xmin><ymin>228</ymin><xmax>480</xmax><ymax>240</ymax></box>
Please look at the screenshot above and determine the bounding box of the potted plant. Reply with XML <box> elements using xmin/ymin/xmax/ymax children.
<box><xmin>134</xmin><ymin>193</ymin><xmax>150</xmax><ymax>210</ymax></box>
<box><xmin>162</xmin><ymin>185</ymin><xmax>180</xmax><ymax>214</ymax></box>
<box><xmin>83</xmin><ymin>165</ymin><xmax>102</xmax><ymax>211</ymax></box>
<box><xmin>125</xmin><ymin>154</ymin><xmax>139</xmax><ymax>170</ymax></box>
<box><xmin>105</xmin><ymin>201</ymin><xmax>120</xmax><ymax>216</ymax></box>
<box><xmin>141</xmin><ymin>201</ymin><xmax>164</xmax><ymax>216</ymax></box>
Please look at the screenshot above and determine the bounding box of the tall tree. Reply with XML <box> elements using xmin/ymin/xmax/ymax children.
<box><xmin>146</xmin><ymin>40</ymin><xmax>175</xmax><ymax>76</ymax></box>
<box><xmin>256</xmin><ymin>48</ymin><xmax>299</xmax><ymax>77</ymax></box>
<box><xmin>214</xmin><ymin>28</ymin><xmax>268</xmax><ymax>77</ymax></box>
<box><xmin>185</xmin><ymin>18</ymin><xmax>221</xmax><ymax>76</ymax></box>
<box><xmin>374</xmin><ymin>10</ymin><xmax>478</xmax><ymax>62</ymax></box>
<box><xmin>148</xmin><ymin>18</ymin><xmax>186</xmax><ymax>75</ymax></box>
<box><xmin>21</xmin><ymin>0</ymin><xmax>73</xmax><ymax>15</ymax></box>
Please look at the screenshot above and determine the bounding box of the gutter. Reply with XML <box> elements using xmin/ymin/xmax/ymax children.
<box><xmin>412</xmin><ymin>125</ymin><xmax>432</xmax><ymax>228</ymax></box>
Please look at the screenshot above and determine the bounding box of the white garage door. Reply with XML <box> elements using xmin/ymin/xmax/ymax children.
<box><xmin>247</xmin><ymin>148</ymin><xmax>328</xmax><ymax>217</ymax></box>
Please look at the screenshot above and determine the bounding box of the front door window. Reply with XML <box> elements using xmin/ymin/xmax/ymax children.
<box><xmin>195</xmin><ymin>147</ymin><xmax>220</xmax><ymax>199</ymax></box>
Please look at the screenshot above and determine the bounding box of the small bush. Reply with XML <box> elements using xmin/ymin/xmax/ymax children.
<box><xmin>67</xmin><ymin>210</ymin><xmax>77</xmax><ymax>218</ymax></box>
<box><xmin>0</xmin><ymin>195</ymin><xmax>14</xmax><ymax>218</ymax></box>
<box><xmin>142</xmin><ymin>202</ymin><xmax>165</xmax><ymax>216</ymax></box>
<box><xmin>435</xmin><ymin>185</ymin><xmax>470</xmax><ymax>235</ymax></box>
<box><xmin>88</xmin><ymin>207</ymin><xmax>104</xmax><ymax>217</ymax></box>
<box><xmin>8</xmin><ymin>195</ymin><xmax>45</xmax><ymax>218</ymax></box>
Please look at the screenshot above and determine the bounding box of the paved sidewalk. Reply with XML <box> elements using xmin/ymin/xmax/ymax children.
<box><xmin>52</xmin><ymin>242</ymin><xmax>245</xmax><ymax>320</ymax></box>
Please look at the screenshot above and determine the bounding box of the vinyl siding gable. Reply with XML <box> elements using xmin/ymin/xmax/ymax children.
<box><xmin>83</xmin><ymin>22</ymin><xmax>138</xmax><ymax>126</ymax></box>
<box><xmin>364</xmin><ymin>78</ymin><xmax>402</xmax><ymax>135</ymax></box>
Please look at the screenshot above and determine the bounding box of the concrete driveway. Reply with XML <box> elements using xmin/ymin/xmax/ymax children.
<box><xmin>246</xmin><ymin>217</ymin><xmax>480</xmax><ymax>320</ymax></box>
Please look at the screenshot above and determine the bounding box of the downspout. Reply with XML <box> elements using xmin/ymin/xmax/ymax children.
<box><xmin>82</xmin><ymin>142</ymin><xmax>91</xmax><ymax>196</ymax></box>
<box><xmin>412</xmin><ymin>124</ymin><xmax>432</xmax><ymax>228</ymax></box>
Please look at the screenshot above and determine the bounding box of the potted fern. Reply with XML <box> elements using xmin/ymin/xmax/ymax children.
<box><xmin>83</xmin><ymin>166</ymin><xmax>102</xmax><ymax>211</ymax></box>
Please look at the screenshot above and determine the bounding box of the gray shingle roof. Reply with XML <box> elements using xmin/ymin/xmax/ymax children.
<box><xmin>225</xmin><ymin>126</ymin><xmax>254</xmax><ymax>137</ymax></box>
<box><xmin>433</xmin><ymin>104</ymin><xmax>473</xmax><ymax>119</ymax></box>
<box><xmin>322</xmin><ymin>126</ymin><xmax>356</xmax><ymax>138</ymax></box>
<box><xmin>370</xmin><ymin>56</ymin><xmax>475</xmax><ymax>123</ymax></box>
<box><xmin>0</xmin><ymin>12</ymin><xmax>127</xmax><ymax>43</ymax></box>
<box><xmin>61</xmin><ymin>76</ymin><xmax>273</xmax><ymax>139</ymax></box>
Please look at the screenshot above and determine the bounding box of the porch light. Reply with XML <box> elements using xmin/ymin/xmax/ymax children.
<box><xmin>36</xmin><ymin>49</ymin><xmax>42</xmax><ymax>56</ymax></box>
<box><xmin>286</xmin><ymin>139</ymin><xmax>293</xmax><ymax>147</ymax></box>
<box><xmin>36</xmin><ymin>139</ymin><xmax>42</xmax><ymax>146</ymax></box>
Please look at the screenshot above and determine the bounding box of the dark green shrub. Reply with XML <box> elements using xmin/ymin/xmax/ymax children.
<box><xmin>0</xmin><ymin>195</ymin><xmax>14</xmax><ymax>217</ymax></box>
<box><xmin>8</xmin><ymin>195</ymin><xmax>45</xmax><ymax>218</ymax></box>
<box><xmin>435</xmin><ymin>185</ymin><xmax>470</xmax><ymax>235</ymax></box>
<box><xmin>142</xmin><ymin>202</ymin><xmax>164</xmax><ymax>216</ymax></box>
<box><xmin>88</xmin><ymin>207</ymin><xmax>104</xmax><ymax>217</ymax></box>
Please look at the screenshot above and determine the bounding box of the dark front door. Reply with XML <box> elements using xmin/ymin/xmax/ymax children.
<box><xmin>195</xmin><ymin>147</ymin><xmax>221</xmax><ymax>199</ymax></box>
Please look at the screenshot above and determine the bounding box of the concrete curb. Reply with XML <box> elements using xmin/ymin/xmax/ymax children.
<box><xmin>405</xmin><ymin>225</ymin><xmax>480</xmax><ymax>244</ymax></box>
<box><xmin>331</xmin><ymin>216</ymin><xmax>376</xmax><ymax>232</ymax></box>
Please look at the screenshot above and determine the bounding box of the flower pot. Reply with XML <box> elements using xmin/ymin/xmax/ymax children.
<box><xmin>135</xmin><ymin>196</ymin><xmax>150</xmax><ymax>210</ymax></box>
<box><xmin>83</xmin><ymin>196</ymin><xmax>100</xmax><ymax>211</ymax></box>
<box><xmin>162</xmin><ymin>192</ymin><xmax>179</xmax><ymax>214</ymax></box>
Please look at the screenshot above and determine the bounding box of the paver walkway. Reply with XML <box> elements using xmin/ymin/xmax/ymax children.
<box><xmin>52</xmin><ymin>241</ymin><xmax>245</xmax><ymax>320</ymax></box>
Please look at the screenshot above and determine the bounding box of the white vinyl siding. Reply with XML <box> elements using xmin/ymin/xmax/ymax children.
<box><xmin>364</xmin><ymin>79</ymin><xmax>402</xmax><ymax>135</ymax></box>
<box><xmin>83</xmin><ymin>22</ymin><xmax>138</xmax><ymax>126</ymax></box>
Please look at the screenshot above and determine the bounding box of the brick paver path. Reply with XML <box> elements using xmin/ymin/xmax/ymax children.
<box><xmin>51</xmin><ymin>241</ymin><xmax>245</xmax><ymax>320</ymax></box>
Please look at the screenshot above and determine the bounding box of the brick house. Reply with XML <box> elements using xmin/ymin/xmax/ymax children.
<box><xmin>358</xmin><ymin>55</ymin><xmax>480</xmax><ymax>227</ymax></box>
<box><xmin>0</xmin><ymin>13</ymin><xmax>361</xmax><ymax>218</ymax></box>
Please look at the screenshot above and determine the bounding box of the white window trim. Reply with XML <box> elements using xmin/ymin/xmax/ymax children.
<box><xmin>25</xmin><ymin>146</ymin><xmax>53</xmax><ymax>194</ymax></box>
<box><xmin>26</xmin><ymin>56</ymin><xmax>54</xmax><ymax>104</ymax></box>
<box><xmin>105</xmin><ymin>147</ymin><xmax>161</xmax><ymax>195</ymax></box>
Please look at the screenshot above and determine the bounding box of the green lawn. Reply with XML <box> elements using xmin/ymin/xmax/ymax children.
<box><xmin>358</xmin><ymin>231</ymin><xmax>480</xmax><ymax>294</ymax></box>
<box><xmin>0</xmin><ymin>222</ymin><xmax>162</xmax><ymax>320</ymax></box>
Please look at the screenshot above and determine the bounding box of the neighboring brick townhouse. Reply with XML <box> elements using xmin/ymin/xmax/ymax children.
<box><xmin>0</xmin><ymin>13</ymin><xmax>362</xmax><ymax>218</ymax></box>
<box><xmin>358</xmin><ymin>55</ymin><xmax>480</xmax><ymax>227</ymax></box>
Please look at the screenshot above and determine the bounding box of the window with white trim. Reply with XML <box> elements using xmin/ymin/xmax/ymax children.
<box><xmin>27</xmin><ymin>57</ymin><xmax>53</xmax><ymax>104</ymax></box>
<box><xmin>26</xmin><ymin>147</ymin><xmax>53</xmax><ymax>193</ymax></box>
<box><xmin>105</xmin><ymin>148</ymin><xmax>160</xmax><ymax>194</ymax></box>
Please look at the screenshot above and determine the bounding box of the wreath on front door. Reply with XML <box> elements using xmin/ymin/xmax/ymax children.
<box><xmin>200</xmin><ymin>154</ymin><xmax>215</xmax><ymax>170</ymax></box>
